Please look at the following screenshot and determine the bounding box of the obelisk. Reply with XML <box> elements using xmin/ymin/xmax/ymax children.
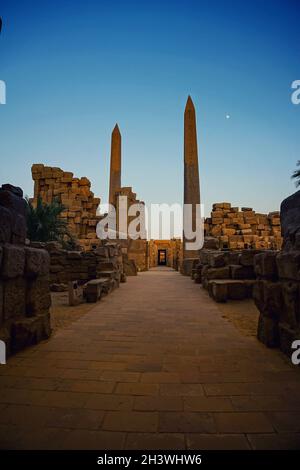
<box><xmin>182</xmin><ymin>96</ymin><xmax>201</xmax><ymax>268</ymax></box>
<box><xmin>109</xmin><ymin>124</ymin><xmax>121</xmax><ymax>206</ymax></box>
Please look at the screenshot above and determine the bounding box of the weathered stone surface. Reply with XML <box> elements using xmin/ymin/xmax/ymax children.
<box><xmin>206</xmin><ymin>266</ymin><xmax>230</xmax><ymax>280</ymax></box>
<box><xmin>11</xmin><ymin>213</ymin><xmax>26</xmax><ymax>244</ymax></box>
<box><xmin>209</xmin><ymin>252</ymin><xmax>226</xmax><ymax>268</ymax></box>
<box><xmin>281</xmin><ymin>281</ymin><xmax>300</xmax><ymax>329</ymax></box>
<box><xmin>211</xmin><ymin>281</ymin><xmax>228</xmax><ymax>302</ymax></box>
<box><xmin>2</xmin><ymin>244</ymin><xmax>25</xmax><ymax>279</ymax></box>
<box><xmin>0</xmin><ymin>187</ymin><xmax>26</xmax><ymax>216</ymax></box>
<box><xmin>240</xmin><ymin>250</ymin><xmax>260</xmax><ymax>266</ymax></box>
<box><xmin>276</xmin><ymin>251</ymin><xmax>300</xmax><ymax>280</ymax></box>
<box><xmin>253</xmin><ymin>280</ymin><xmax>282</xmax><ymax>320</ymax></box>
<box><xmin>227</xmin><ymin>281</ymin><xmax>248</xmax><ymax>300</ymax></box>
<box><xmin>254</xmin><ymin>251</ymin><xmax>278</xmax><ymax>279</ymax></box>
<box><xmin>11</xmin><ymin>313</ymin><xmax>51</xmax><ymax>353</ymax></box>
<box><xmin>3</xmin><ymin>277</ymin><xmax>26</xmax><ymax>320</ymax></box>
<box><xmin>257</xmin><ymin>315</ymin><xmax>279</xmax><ymax>348</ymax></box>
<box><xmin>280</xmin><ymin>190</ymin><xmax>300</xmax><ymax>251</ymax></box>
<box><xmin>0</xmin><ymin>205</ymin><xmax>12</xmax><ymax>243</ymax></box>
<box><xmin>25</xmin><ymin>247</ymin><xmax>50</xmax><ymax>278</ymax></box>
<box><xmin>203</xmin><ymin>237</ymin><xmax>219</xmax><ymax>250</ymax></box>
<box><xmin>278</xmin><ymin>322</ymin><xmax>299</xmax><ymax>356</ymax></box>
<box><xmin>230</xmin><ymin>264</ymin><xmax>255</xmax><ymax>280</ymax></box>
<box><xmin>0</xmin><ymin>281</ymin><xmax>3</xmax><ymax>326</ymax></box>
<box><xmin>1</xmin><ymin>184</ymin><xmax>23</xmax><ymax>198</ymax></box>
<box><xmin>26</xmin><ymin>277</ymin><xmax>51</xmax><ymax>316</ymax></box>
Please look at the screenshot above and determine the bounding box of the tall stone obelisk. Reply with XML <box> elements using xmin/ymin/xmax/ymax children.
<box><xmin>182</xmin><ymin>96</ymin><xmax>201</xmax><ymax>270</ymax></box>
<box><xmin>109</xmin><ymin>124</ymin><xmax>121</xmax><ymax>206</ymax></box>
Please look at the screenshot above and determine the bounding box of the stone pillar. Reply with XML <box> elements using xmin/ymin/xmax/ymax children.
<box><xmin>109</xmin><ymin>124</ymin><xmax>121</xmax><ymax>206</ymax></box>
<box><xmin>182</xmin><ymin>96</ymin><xmax>200</xmax><ymax>271</ymax></box>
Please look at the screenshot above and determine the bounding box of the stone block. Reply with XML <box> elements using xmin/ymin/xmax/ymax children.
<box><xmin>278</xmin><ymin>322</ymin><xmax>299</xmax><ymax>357</ymax></box>
<box><xmin>11</xmin><ymin>313</ymin><xmax>51</xmax><ymax>353</ymax></box>
<box><xmin>26</xmin><ymin>277</ymin><xmax>51</xmax><ymax>317</ymax></box>
<box><xmin>1</xmin><ymin>244</ymin><xmax>25</xmax><ymax>279</ymax></box>
<box><xmin>253</xmin><ymin>280</ymin><xmax>282</xmax><ymax>320</ymax></box>
<box><xmin>280</xmin><ymin>189</ymin><xmax>300</xmax><ymax>251</ymax></box>
<box><xmin>240</xmin><ymin>250</ymin><xmax>260</xmax><ymax>266</ymax></box>
<box><xmin>11</xmin><ymin>213</ymin><xmax>26</xmax><ymax>244</ymax></box>
<box><xmin>3</xmin><ymin>277</ymin><xmax>26</xmax><ymax>320</ymax></box>
<box><xmin>254</xmin><ymin>251</ymin><xmax>278</xmax><ymax>279</ymax></box>
<box><xmin>0</xmin><ymin>206</ymin><xmax>12</xmax><ymax>243</ymax></box>
<box><xmin>276</xmin><ymin>251</ymin><xmax>300</xmax><ymax>280</ymax></box>
<box><xmin>0</xmin><ymin>188</ymin><xmax>26</xmax><ymax>216</ymax></box>
<box><xmin>209</xmin><ymin>252</ymin><xmax>226</xmax><ymax>268</ymax></box>
<box><xmin>230</xmin><ymin>265</ymin><xmax>255</xmax><ymax>280</ymax></box>
<box><xmin>0</xmin><ymin>281</ymin><xmax>3</xmax><ymax>326</ymax></box>
<box><xmin>25</xmin><ymin>247</ymin><xmax>50</xmax><ymax>278</ymax></box>
<box><xmin>206</xmin><ymin>266</ymin><xmax>230</xmax><ymax>280</ymax></box>
<box><xmin>281</xmin><ymin>281</ymin><xmax>300</xmax><ymax>329</ymax></box>
<box><xmin>257</xmin><ymin>315</ymin><xmax>279</xmax><ymax>348</ymax></box>
<box><xmin>210</xmin><ymin>281</ymin><xmax>228</xmax><ymax>302</ymax></box>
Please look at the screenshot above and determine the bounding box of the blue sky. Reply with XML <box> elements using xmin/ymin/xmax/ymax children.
<box><xmin>0</xmin><ymin>0</ymin><xmax>299</xmax><ymax>221</ymax></box>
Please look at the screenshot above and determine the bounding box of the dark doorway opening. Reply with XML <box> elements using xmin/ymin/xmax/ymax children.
<box><xmin>158</xmin><ymin>249</ymin><xmax>167</xmax><ymax>266</ymax></box>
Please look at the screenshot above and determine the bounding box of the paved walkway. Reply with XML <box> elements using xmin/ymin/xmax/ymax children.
<box><xmin>1</xmin><ymin>268</ymin><xmax>300</xmax><ymax>449</ymax></box>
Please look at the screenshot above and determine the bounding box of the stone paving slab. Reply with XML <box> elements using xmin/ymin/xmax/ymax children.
<box><xmin>0</xmin><ymin>267</ymin><xmax>300</xmax><ymax>449</ymax></box>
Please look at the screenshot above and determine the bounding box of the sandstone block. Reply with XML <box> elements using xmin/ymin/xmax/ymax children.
<box><xmin>257</xmin><ymin>315</ymin><xmax>279</xmax><ymax>348</ymax></box>
<box><xmin>26</xmin><ymin>277</ymin><xmax>51</xmax><ymax>317</ymax></box>
<box><xmin>25</xmin><ymin>247</ymin><xmax>50</xmax><ymax>278</ymax></box>
<box><xmin>209</xmin><ymin>252</ymin><xmax>226</xmax><ymax>268</ymax></box>
<box><xmin>253</xmin><ymin>280</ymin><xmax>282</xmax><ymax>320</ymax></box>
<box><xmin>11</xmin><ymin>313</ymin><xmax>51</xmax><ymax>353</ymax></box>
<box><xmin>278</xmin><ymin>322</ymin><xmax>299</xmax><ymax>356</ymax></box>
<box><xmin>2</xmin><ymin>244</ymin><xmax>25</xmax><ymax>279</ymax></box>
<box><xmin>206</xmin><ymin>266</ymin><xmax>230</xmax><ymax>280</ymax></box>
<box><xmin>254</xmin><ymin>252</ymin><xmax>278</xmax><ymax>279</ymax></box>
<box><xmin>3</xmin><ymin>277</ymin><xmax>26</xmax><ymax>320</ymax></box>
<box><xmin>281</xmin><ymin>281</ymin><xmax>300</xmax><ymax>329</ymax></box>
<box><xmin>276</xmin><ymin>251</ymin><xmax>300</xmax><ymax>280</ymax></box>
<box><xmin>0</xmin><ymin>206</ymin><xmax>12</xmax><ymax>243</ymax></box>
<box><xmin>230</xmin><ymin>264</ymin><xmax>255</xmax><ymax>280</ymax></box>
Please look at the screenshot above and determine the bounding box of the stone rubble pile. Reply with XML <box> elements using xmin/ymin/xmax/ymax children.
<box><xmin>192</xmin><ymin>248</ymin><xmax>263</xmax><ymax>302</ymax></box>
<box><xmin>204</xmin><ymin>202</ymin><xmax>282</xmax><ymax>250</ymax></box>
<box><xmin>0</xmin><ymin>184</ymin><xmax>51</xmax><ymax>356</ymax></box>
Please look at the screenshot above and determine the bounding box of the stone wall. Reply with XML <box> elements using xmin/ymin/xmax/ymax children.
<box><xmin>204</xmin><ymin>202</ymin><xmax>282</xmax><ymax>250</ymax></box>
<box><xmin>254</xmin><ymin>190</ymin><xmax>300</xmax><ymax>357</ymax></box>
<box><xmin>31</xmin><ymin>164</ymin><xmax>101</xmax><ymax>251</ymax></box>
<box><xmin>36</xmin><ymin>241</ymin><xmax>124</xmax><ymax>290</ymax></box>
<box><xmin>0</xmin><ymin>184</ymin><xmax>51</xmax><ymax>356</ymax></box>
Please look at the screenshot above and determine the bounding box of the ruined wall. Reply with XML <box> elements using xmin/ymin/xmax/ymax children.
<box><xmin>204</xmin><ymin>202</ymin><xmax>282</xmax><ymax>250</ymax></box>
<box><xmin>0</xmin><ymin>184</ymin><xmax>51</xmax><ymax>356</ymax></box>
<box><xmin>254</xmin><ymin>190</ymin><xmax>300</xmax><ymax>357</ymax></box>
<box><xmin>34</xmin><ymin>241</ymin><xmax>124</xmax><ymax>290</ymax></box>
<box><xmin>31</xmin><ymin>164</ymin><xmax>101</xmax><ymax>251</ymax></box>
